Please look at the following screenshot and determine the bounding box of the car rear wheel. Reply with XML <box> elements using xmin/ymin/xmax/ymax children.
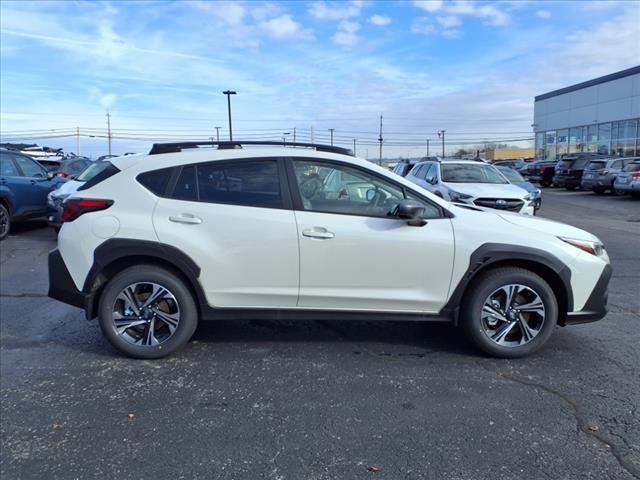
<box><xmin>460</xmin><ymin>267</ymin><xmax>558</xmax><ymax>358</ymax></box>
<box><xmin>540</xmin><ymin>180</ymin><xmax>551</xmax><ymax>188</ymax></box>
<box><xmin>593</xmin><ymin>187</ymin><xmax>605</xmax><ymax>194</ymax></box>
<box><xmin>97</xmin><ymin>265</ymin><xmax>198</xmax><ymax>359</ymax></box>
<box><xmin>0</xmin><ymin>204</ymin><xmax>10</xmax><ymax>241</ymax></box>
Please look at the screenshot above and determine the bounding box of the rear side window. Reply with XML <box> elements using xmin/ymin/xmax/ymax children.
<box><xmin>137</xmin><ymin>167</ymin><xmax>174</xmax><ymax>196</ymax></box>
<box><xmin>196</xmin><ymin>160</ymin><xmax>282</xmax><ymax>208</ymax></box>
<box><xmin>0</xmin><ymin>153</ymin><xmax>20</xmax><ymax>176</ymax></box>
<box><xmin>624</xmin><ymin>163</ymin><xmax>640</xmax><ymax>172</ymax></box>
<box><xmin>587</xmin><ymin>161</ymin><xmax>606</xmax><ymax>170</ymax></box>
<box><xmin>78</xmin><ymin>162</ymin><xmax>120</xmax><ymax>191</ymax></box>
<box><xmin>173</xmin><ymin>166</ymin><xmax>197</xmax><ymax>201</ymax></box>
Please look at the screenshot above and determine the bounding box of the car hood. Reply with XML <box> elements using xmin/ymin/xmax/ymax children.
<box><xmin>512</xmin><ymin>181</ymin><xmax>538</xmax><ymax>193</ymax></box>
<box><xmin>444</xmin><ymin>182</ymin><xmax>527</xmax><ymax>199</ymax></box>
<box><xmin>52</xmin><ymin>179</ymin><xmax>83</xmax><ymax>196</ymax></box>
<box><xmin>498</xmin><ymin>212</ymin><xmax>600</xmax><ymax>242</ymax></box>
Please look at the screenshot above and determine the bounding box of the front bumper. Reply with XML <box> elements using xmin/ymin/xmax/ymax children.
<box><xmin>564</xmin><ymin>264</ymin><xmax>611</xmax><ymax>325</ymax></box>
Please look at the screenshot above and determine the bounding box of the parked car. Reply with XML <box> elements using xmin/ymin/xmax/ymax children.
<box><xmin>581</xmin><ymin>157</ymin><xmax>636</xmax><ymax>194</ymax></box>
<box><xmin>0</xmin><ymin>148</ymin><xmax>66</xmax><ymax>240</ymax></box>
<box><xmin>55</xmin><ymin>157</ymin><xmax>93</xmax><ymax>178</ymax></box>
<box><xmin>36</xmin><ymin>156</ymin><xmax>63</xmax><ymax>173</ymax></box>
<box><xmin>613</xmin><ymin>160</ymin><xmax>640</xmax><ymax>197</ymax></box>
<box><xmin>553</xmin><ymin>153</ymin><xmax>604</xmax><ymax>190</ymax></box>
<box><xmin>524</xmin><ymin>160</ymin><xmax>557</xmax><ymax>187</ymax></box>
<box><xmin>392</xmin><ymin>159</ymin><xmax>421</xmax><ymax>177</ymax></box>
<box><xmin>493</xmin><ymin>158</ymin><xmax>531</xmax><ymax>172</ymax></box>
<box><xmin>48</xmin><ymin>141</ymin><xmax>611</xmax><ymax>359</ymax></box>
<box><xmin>47</xmin><ymin>159</ymin><xmax>112</xmax><ymax>231</ymax></box>
<box><xmin>495</xmin><ymin>166</ymin><xmax>542</xmax><ymax>212</ymax></box>
<box><xmin>406</xmin><ymin>159</ymin><xmax>535</xmax><ymax>214</ymax></box>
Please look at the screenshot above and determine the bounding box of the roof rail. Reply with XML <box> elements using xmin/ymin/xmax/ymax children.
<box><xmin>148</xmin><ymin>141</ymin><xmax>354</xmax><ymax>156</ymax></box>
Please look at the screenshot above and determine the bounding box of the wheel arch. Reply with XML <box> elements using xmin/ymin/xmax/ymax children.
<box><xmin>82</xmin><ymin>239</ymin><xmax>206</xmax><ymax>320</ymax></box>
<box><xmin>0</xmin><ymin>192</ymin><xmax>14</xmax><ymax>214</ymax></box>
<box><xmin>442</xmin><ymin>243</ymin><xmax>573</xmax><ymax>326</ymax></box>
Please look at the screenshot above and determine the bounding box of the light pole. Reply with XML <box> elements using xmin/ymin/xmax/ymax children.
<box><xmin>282</xmin><ymin>132</ymin><xmax>290</xmax><ymax>145</ymax></box>
<box><xmin>328</xmin><ymin>128</ymin><xmax>335</xmax><ymax>146</ymax></box>
<box><xmin>215</xmin><ymin>126</ymin><xmax>221</xmax><ymax>142</ymax></box>
<box><xmin>222</xmin><ymin>90</ymin><xmax>236</xmax><ymax>141</ymax></box>
<box><xmin>437</xmin><ymin>130</ymin><xmax>445</xmax><ymax>158</ymax></box>
<box><xmin>353</xmin><ymin>138</ymin><xmax>357</xmax><ymax>155</ymax></box>
<box><xmin>426</xmin><ymin>139</ymin><xmax>430</xmax><ymax>157</ymax></box>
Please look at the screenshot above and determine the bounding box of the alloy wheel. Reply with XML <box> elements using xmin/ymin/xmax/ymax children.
<box><xmin>481</xmin><ymin>284</ymin><xmax>545</xmax><ymax>347</ymax></box>
<box><xmin>0</xmin><ymin>207</ymin><xmax>9</xmax><ymax>239</ymax></box>
<box><xmin>111</xmin><ymin>282</ymin><xmax>180</xmax><ymax>346</ymax></box>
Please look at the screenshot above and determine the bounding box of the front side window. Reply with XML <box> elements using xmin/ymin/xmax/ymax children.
<box><xmin>197</xmin><ymin>160</ymin><xmax>282</xmax><ymax>208</ymax></box>
<box><xmin>499</xmin><ymin>168</ymin><xmax>524</xmax><ymax>183</ymax></box>
<box><xmin>441</xmin><ymin>164</ymin><xmax>508</xmax><ymax>184</ymax></box>
<box><xmin>0</xmin><ymin>153</ymin><xmax>20</xmax><ymax>176</ymax></box>
<box><xmin>13</xmin><ymin>154</ymin><xmax>46</xmax><ymax>178</ymax></box>
<box><xmin>292</xmin><ymin>159</ymin><xmax>441</xmax><ymax>219</ymax></box>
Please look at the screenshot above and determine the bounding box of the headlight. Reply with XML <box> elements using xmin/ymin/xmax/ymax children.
<box><xmin>560</xmin><ymin>237</ymin><xmax>605</xmax><ymax>256</ymax></box>
<box><xmin>449</xmin><ymin>190</ymin><xmax>473</xmax><ymax>203</ymax></box>
<box><xmin>523</xmin><ymin>193</ymin><xmax>532</xmax><ymax>201</ymax></box>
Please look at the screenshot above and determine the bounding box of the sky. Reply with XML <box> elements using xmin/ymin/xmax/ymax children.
<box><xmin>1</xmin><ymin>0</ymin><xmax>639</xmax><ymax>159</ymax></box>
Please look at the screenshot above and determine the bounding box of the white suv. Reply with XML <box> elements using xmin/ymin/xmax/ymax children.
<box><xmin>48</xmin><ymin>141</ymin><xmax>611</xmax><ymax>359</ymax></box>
<box><xmin>406</xmin><ymin>159</ymin><xmax>535</xmax><ymax>214</ymax></box>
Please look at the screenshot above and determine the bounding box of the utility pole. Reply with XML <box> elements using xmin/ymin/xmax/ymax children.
<box><xmin>76</xmin><ymin>127</ymin><xmax>80</xmax><ymax>156</ymax></box>
<box><xmin>353</xmin><ymin>138</ymin><xmax>357</xmax><ymax>155</ymax></box>
<box><xmin>426</xmin><ymin>139</ymin><xmax>430</xmax><ymax>157</ymax></box>
<box><xmin>310</xmin><ymin>126</ymin><xmax>314</xmax><ymax>143</ymax></box>
<box><xmin>328</xmin><ymin>128</ymin><xmax>335</xmax><ymax>146</ymax></box>
<box><xmin>378</xmin><ymin>113</ymin><xmax>383</xmax><ymax>166</ymax></box>
<box><xmin>293</xmin><ymin>127</ymin><xmax>296</xmax><ymax>144</ymax></box>
<box><xmin>106</xmin><ymin>112</ymin><xmax>112</xmax><ymax>156</ymax></box>
<box><xmin>215</xmin><ymin>126</ymin><xmax>220</xmax><ymax>142</ymax></box>
<box><xmin>222</xmin><ymin>90</ymin><xmax>236</xmax><ymax>141</ymax></box>
<box><xmin>437</xmin><ymin>130</ymin><xmax>446</xmax><ymax>158</ymax></box>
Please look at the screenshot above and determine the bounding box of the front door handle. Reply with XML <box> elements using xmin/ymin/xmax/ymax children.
<box><xmin>302</xmin><ymin>228</ymin><xmax>335</xmax><ymax>239</ymax></box>
<box><xmin>169</xmin><ymin>214</ymin><xmax>202</xmax><ymax>225</ymax></box>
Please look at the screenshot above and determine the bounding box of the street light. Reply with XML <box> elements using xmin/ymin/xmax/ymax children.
<box><xmin>328</xmin><ymin>128</ymin><xmax>335</xmax><ymax>146</ymax></box>
<box><xmin>222</xmin><ymin>90</ymin><xmax>236</xmax><ymax>141</ymax></box>
<box><xmin>282</xmin><ymin>132</ymin><xmax>291</xmax><ymax>145</ymax></box>
<box><xmin>215</xmin><ymin>126</ymin><xmax>221</xmax><ymax>142</ymax></box>
<box><xmin>437</xmin><ymin>130</ymin><xmax>446</xmax><ymax>158</ymax></box>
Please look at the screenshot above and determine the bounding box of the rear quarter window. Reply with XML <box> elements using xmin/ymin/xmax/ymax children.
<box><xmin>136</xmin><ymin>167</ymin><xmax>174</xmax><ymax>196</ymax></box>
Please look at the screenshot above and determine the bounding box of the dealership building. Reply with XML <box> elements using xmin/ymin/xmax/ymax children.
<box><xmin>533</xmin><ymin>65</ymin><xmax>640</xmax><ymax>161</ymax></box>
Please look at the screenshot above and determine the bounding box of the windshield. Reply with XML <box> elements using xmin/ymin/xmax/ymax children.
<box><xmin>623</xmin><ymin>163</ymin><xmax>640</xmax><ymax>172</ymax></box>
<box><xmin>499</xmin><ymin>168</ymin><xmax>524</xmax><ymax>183</ymax></box>
<box><xmin>76</xmin><ymin>161</ymin><xmax>109</xmax><ymax>182</ymax></box>
<box><xmin>441</xmin><ymin>164</ymin><xmax>508</xmax><ymax>184</ymax></box>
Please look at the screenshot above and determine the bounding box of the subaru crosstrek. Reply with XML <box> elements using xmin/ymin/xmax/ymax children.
<box><xmin>48</xmin><ymin>142</ymin><xmax>611</xmax><ymax>359</ymax></box>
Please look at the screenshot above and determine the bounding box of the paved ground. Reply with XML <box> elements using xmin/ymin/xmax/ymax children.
<box><xmin>1</xmin><ymin>190</ymin><xmax>639</xmax><ymax>480</ymax></box>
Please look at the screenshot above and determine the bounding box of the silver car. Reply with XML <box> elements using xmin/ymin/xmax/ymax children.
<box><xmin>581</xmin><ymin>157</ymin><xmax>634</xmax><ymax>194</ymax></box>
<box><xmin>613</xmin><ymin>160</ymin><xmax>640</xmax><ymax>197</ymax></box>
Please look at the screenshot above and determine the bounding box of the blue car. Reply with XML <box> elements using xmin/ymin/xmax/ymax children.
<box><xmin>0</xmin><ymin>149</ymin><xmax>66</xmax><ymax>240</ymax></box>
<box><xmin>496</xmin><ymin>165</ymin><xmax>542</xmax><ymax>212</ymax></box>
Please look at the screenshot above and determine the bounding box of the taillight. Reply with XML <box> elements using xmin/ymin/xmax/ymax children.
<box><xmin>539</xmin><ymin>166</ymin><xmax>545</xmax><ymax>173</ymax></box>
<box><xmin>631</xmin><ymin>172</ymin><xmax>640</xmax><ymax>179</ymax></box>
<box><xmin>56</xmin><ymin>171</ymin><xmax>69</xmax><ymax>178</ymax></box>
<box><xmin>62</xmin><ymin>198</ymin><xmax>113</xmax><ymax>222</ymax></box>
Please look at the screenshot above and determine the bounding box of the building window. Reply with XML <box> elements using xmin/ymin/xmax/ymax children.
<box><xmin>597</xmin><ymin>123</ymin><xmax>611</xmax><ymax>155</ymax></box>
<box><xmin>535</xmin><ymin>132</ymin><xmax>544</xmax><ymax>160</ymax></box>
<box><xmin>557</xmin><ymin>129</ymin><xmax>568</xmax><ymax>156</ymax></box>
<box><xmin>586</xmin><ymin>125</ymin><xmax>598</xmax><ymax>153</ymax></box>
<box><xmin>569</xmin><ymin>127</ymin><xmax>583</xmax><ymax>153</ymax></box>
<box><xmin>613</xmin><ymin>119</ymin><xmax>638</xmax><ymax>157</ymax></box>
<box><xmin>544</xmin><ymin>131</ymin><xmax>556</xmax><ymax>160</ymax></box>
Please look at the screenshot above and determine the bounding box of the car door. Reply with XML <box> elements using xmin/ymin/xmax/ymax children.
<box><xmin>288</xmin><ymin>158</ymin><xmax>455</xmax><ymax>312</ymax></box>
<box><xmin>1</xmin><ymin>152</ymin><xmax>50</xmax><ymax>216</ymax></box>
<box><xmin>151</xmin><ymin>158</ymin><xmax>299</xmax><ymax>308</ymax></box>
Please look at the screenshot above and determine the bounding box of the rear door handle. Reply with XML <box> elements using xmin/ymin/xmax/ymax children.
<box><xmin>169</xmin><ymin>214</ymin><xmax>202</xmax><ymax>225</ymax></box>
<box><xmin>302</xmin><ymin>228</ymin><xmax>335</xmax><ymax>239</ymax></box>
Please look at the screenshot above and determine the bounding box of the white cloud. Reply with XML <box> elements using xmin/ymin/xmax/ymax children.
<box><xmin>308</xmin><ymin>0</ymin><xmax>365</xmax><ymax>20</ymax></box>
<box><xmin>447</xmin><ymin>1</ymin><xmax>511</xmax><ymax>27</ymax></box>
<box><xmin>584</xmin><ymin>0</ymin><xmax>623</xmax><ymax>11</ymax></box>
<box><xmin>436</xmin><ymin>15</ymin><xmax>462</xmax><ymax>28</ymax></box>
<box><xmin>442</xmin><ymin>29</ymin><xmax>463</xmax><ymax>38</ymax></box>
<box><xmin>189</xmin><ymin>0</ymin><xmax>246</xmax><ymax>26</ymax></box>
<box><xmin>332</xmin><ymin>20</ymin><xmax>361</xmax><ymax>46</ymax></box>
<box><xmin>413</xmin><ymin>0</ymin><xmax>443</xmax><ymax>13</ymax></box>
<box><xmin>411</xmin><ymin>18</ymin><xmax>437</xmax><ymax>35</ymax></box>
<box><xmin>369</xmin><ymin>14</ymin><xmax>391</xmax><ymax>26</ymax></box>
<box><xmin>535</xmin><ymin>10</ymin><xmax>551</xmax><ymax>19</ymax></box>
<box><xmin>259</xmin><ymin>14</ymin><xmax>313</xmax><ymax>39</ymax></box>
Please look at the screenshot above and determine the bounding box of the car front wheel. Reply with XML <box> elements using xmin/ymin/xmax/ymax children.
<box><xmin>0</xmin><ymin>203</ymin><xmax>10</xmax><ymax>241</ymax></box>
<box><xmin>460</xmin><ymin>267</ymin><xmax>558</xmax><ymax>358</ymax></box>
<box><xmin>97</xmin><ymin>265</ymin><xmax>198</xmax><ymax>359</ymax></box>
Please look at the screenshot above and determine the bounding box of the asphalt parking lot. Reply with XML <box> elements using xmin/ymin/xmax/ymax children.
<box><xmin>1</xmin><ymin>190</ymin><xmax>639</xmax><ymax>480</ymax></box>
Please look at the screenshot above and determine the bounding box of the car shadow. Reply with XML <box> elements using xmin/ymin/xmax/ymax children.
<box><xmin>8</xmin><ymin>219</ymin><xmax>55</xmax><ymax>238</ymax></box>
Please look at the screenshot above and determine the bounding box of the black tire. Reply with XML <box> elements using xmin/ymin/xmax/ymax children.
<box><xmin>565</xmin><ymin>185</ymin><xmax>576</xmax><ymax>191</ymax></box>
<box><xmin>0</xmin><ymin>203</ymin><xmax>10</xmax><ymax>241</ymax></box>
<box><xmin>97</xmin><ymin>265</ymin><xmax>198</xmax><ymax>359</ymax></box>
<box><xmin>540</xmin><ymin>180</ymin><xmax>551</xmax><ymax>188</ymax></box>
<box><xmin>460</xmin><ymin>267</ymin><xmax>558</xmax><ymax>358</ymax></box>
<box><xmin>593</xmin><ymin>187</ymin><xmax>605</xmax><ymax>194</ymax></box>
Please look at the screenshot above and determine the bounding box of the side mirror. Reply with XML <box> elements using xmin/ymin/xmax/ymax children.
<box><xmin>46</xmin><ymin>171</ymin><xmax>56</xmax><ymax>180</ymax></box>
<box><xmin>397</xmin><ymin>200</ymin><xmax>427</xmax><ymax>227</ymax></box>
<box><xmin>365</xmin><ymin>188</ymin><xmax>376</xmax><ymax>202</ymax></box>
<box><xmin>426</xmin><ymin>175</ymin><xmax>436</xmax><ymax>184</ymax></box>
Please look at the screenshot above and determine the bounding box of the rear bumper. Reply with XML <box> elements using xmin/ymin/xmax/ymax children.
<box><xmin>564</xmin><ymin>264</ymin><xmax>612</xmax><ymax>325</ymax></box>
<box><xmin>48</xmin><ymin>249</ymin><xmax>86</xmax><ymax>310</ymax></box>
<box><xmin>553</xmin><ymin>175</ymin><xmax>581</xmax><ymax>188</ymax></box>
<box><xmin>614</xmin><ymin>180</ymin><xmax>639</xmax><ymax>192</ymax></box>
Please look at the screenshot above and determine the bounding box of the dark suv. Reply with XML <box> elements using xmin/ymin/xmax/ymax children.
<box><xmin>553</xmin><ymin>153</ymin><xmax>604</xmax><ymax>190</ymax></box>
<box><xmin>524</xmin><ymin>160</ymin><xmax>557</xmax><ymax>187</ymax></box>
<box><xmin>0</xmin><ymin>149</ymin><xmax>66</xmax><ymax>240</ymax></box>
